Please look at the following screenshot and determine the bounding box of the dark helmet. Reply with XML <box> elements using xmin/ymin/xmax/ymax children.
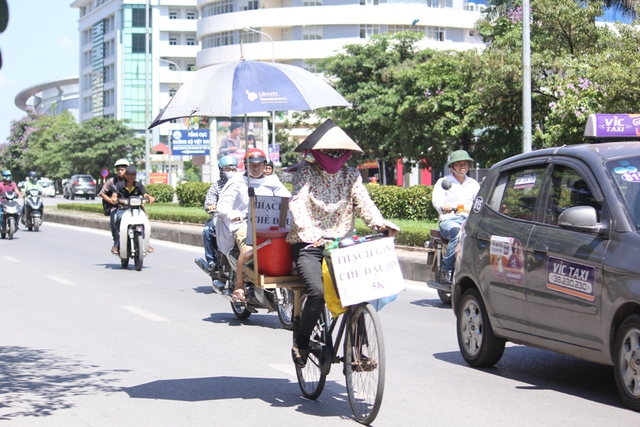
<box><xmin>247</xmin><ymin>148</ymin><xmax>267</xmax><ymax>163</ymax></box>
<box><xmin>28</xmin><ymin>171</ymin><xmax>38</xmax><ymax>180</ymax></box>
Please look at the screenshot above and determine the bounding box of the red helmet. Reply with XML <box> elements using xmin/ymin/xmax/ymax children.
<box><xmin>247</xmin><ymin>148</ymin><xmax>267</xmax><ymax>163</ymax></box>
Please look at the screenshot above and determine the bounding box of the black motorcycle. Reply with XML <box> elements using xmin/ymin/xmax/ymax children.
<box><xmin>22</xmin><ymin>188</ymin><xmax>44</xmax><ymax>232</ymax></box>
<box><xmin>0</xmin><ymin>191</ymin><xmax>20</xmax><ymax>239</ymax></box>
<box><xmin>195</xmin><ymin>214</ymin><xmax>294</xmax><ymax>330</ymax></box>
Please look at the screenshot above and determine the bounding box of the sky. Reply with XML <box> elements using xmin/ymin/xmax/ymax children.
<box><xmin>0</xmin><ymin>1</ymin><xmax>78</xmax><ymax>143</ymax></box>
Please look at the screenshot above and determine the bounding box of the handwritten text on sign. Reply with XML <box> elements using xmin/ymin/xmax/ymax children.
<box><xmin>331</xmin><ymin>237</ymin><xmax>405</xmax><ymax>307</ymax></box>
<box><xmin>247</xmin><ymin>195</ymin><xmax>293</xmax><ymax>245</ymax></box>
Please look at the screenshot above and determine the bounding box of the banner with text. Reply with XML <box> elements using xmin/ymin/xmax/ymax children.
<box><xmin>171</xmin><ymin>130</ymin><xmax>210</xmax><ymax>155</ymax></box>
<box><xmin>330</xmin><ymin>237</ymin><xmax>405</xmax><ymax>307</ymax></box>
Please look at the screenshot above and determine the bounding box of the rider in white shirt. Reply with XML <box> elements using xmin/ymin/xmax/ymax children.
<box><xmin>431</xmin><ymin>150</ymin><xmax>480</xmax><ymax>284</ymax></box>
<box><xmin>216</xmin><ymin>148</ymin><xmax>291</xmax><ymax>302</ymax></box>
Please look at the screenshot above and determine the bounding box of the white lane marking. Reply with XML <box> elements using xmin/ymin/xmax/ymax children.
<box><xmin>2</xmin><ymin>256</ymin><xmax>20</xmax><ymax>263</ymax></box>
<box><xmin>120</xmin><ymin>305</ymin><xmax>170</xmax><ymax>322</ymax></box>
<box><xmin>45</xmin><ymin>222</ymin><xmax>202</xmax><ymax>253</ymax></box>
<box><xmin>46</xmin><ymin>222</ymin><xmax>111</xmax><ymax>236</ymax></box>
<box><xmin>47</xmin><ymin>275</ymin><xmax>75</xmax><ymax>285</ymax></box>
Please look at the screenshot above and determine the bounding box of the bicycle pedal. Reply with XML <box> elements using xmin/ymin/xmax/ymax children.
<box><xmin>349</xmin><ymin>355</ymin><xmax>377</xmax><ymax>372</ymax></box>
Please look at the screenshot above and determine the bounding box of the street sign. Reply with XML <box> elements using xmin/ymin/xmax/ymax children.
<box><xmin>171</xmin><ymin>130</ymin><xmax>210</xmax><ymax>156</ymax></box>
<box><xmin>101</xmin><ymin>168</ymin><xmax>109</xmax><ymax>178</ymax></box>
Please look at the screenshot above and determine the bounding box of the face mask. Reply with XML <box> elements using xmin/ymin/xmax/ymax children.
<box><xmin>225</xmin><ymin>171</ymin><xmax>236</xmax><ymax>180</ymax></box>
<box><xmin>311</xmin><ymin>150</ymin><xmax>351</xmax><ymax>174</ymax></box>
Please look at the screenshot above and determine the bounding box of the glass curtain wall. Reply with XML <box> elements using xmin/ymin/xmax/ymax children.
<box><xmin>122</xmin><ymin>5</ymin><xmax>151</xmax><ymax>130</ymax></box>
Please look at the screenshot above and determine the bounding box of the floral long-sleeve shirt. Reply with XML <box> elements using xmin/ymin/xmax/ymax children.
<box><xmin>286</xmin><ymin>163</ymin><xmax>396</xmax><ymax>245</ymax></box>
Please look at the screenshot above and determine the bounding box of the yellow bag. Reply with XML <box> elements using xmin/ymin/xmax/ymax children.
<box><xmin>323</xmin><ymin>258</ymin><xmax>346</xmax><ymax>318</ymax></box>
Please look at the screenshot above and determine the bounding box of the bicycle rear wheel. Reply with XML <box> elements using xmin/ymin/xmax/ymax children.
<box><xmin>344</xmin><ymin>303</ymin><xmax>385</xmax><ymax>425</ymax></box>
<box><xmin>295</xmin><ymin>294</ymin><xmax>330</xmax><ymax>400</ymax></box>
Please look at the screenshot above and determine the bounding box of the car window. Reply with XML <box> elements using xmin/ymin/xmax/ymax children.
<box><xmin>489</xmin><ymin>166</ymin><xmax>546</xmax><ymax>221</ymax></box>
<box><xmin>607</xmin><ymin>156</ymin><xmax>640</xmax><ymax>231</ymax></box>
<box><xmin>543</xmin><ymin>165</ymin><xmax>602</xmax><ymax>226</ymax></box>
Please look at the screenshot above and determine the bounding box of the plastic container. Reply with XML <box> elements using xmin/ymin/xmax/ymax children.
<box><xmin>256</xmin><ymin>226</ymin><xmax>293</xmax><ymax>276</ymax></box>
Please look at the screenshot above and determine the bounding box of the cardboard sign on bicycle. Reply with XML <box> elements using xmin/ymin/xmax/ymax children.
<box><xmin>330</xmin><ymin>237</ymin><xmax>405</xmax><ymax>307</ymax></box>
<box><xmin>247</xmin><ymin>195</ymin><xmax>293</xmax><ymax>245</ymax></box>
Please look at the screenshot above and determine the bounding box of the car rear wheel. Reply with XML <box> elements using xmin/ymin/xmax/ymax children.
<box><xmin>614</xmin><ymin>314</ymin><xmax>640</xmax><ymax>411</ymax></box>
<box><xmin>457</xmin><ymin>288</ymin><xmax>505</xmax><ymax>367</ymax></box>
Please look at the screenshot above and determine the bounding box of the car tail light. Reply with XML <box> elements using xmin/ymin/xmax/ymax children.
<box><xmin>73</xmin><ymin>181</ymin><xmax>79</xmax><ymax>185</ymax></box>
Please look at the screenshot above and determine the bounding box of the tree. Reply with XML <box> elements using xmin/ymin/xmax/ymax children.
<box><xmin>23</xmin><ymin>111</ymin><xmax>78</xmax><ymax>182</ymax></box>
<box><xmin>320</xmin><ymin>32</ymin><xmax>427</xmax><ymax>184</ymax></box>
<box><xmin>0</xmin><ymin>110</ymin><xmax>46</xmax><ymax>181</ymax></box>
<box><xmin>63</xmin><ymin>117</ymin><xmax>145</xmax><ymax>179</ymax></box>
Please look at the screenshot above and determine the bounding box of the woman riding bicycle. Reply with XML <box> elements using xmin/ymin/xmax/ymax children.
<box><xmin>285</xmin><ymin>119</ymin><xmax>399</xmax><ymax>368</ymax></box>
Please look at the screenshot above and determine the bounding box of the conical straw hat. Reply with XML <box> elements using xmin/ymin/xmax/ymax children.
<box><xmin>294</xmin><ymin>119</ymin><xmax>363</xmax><ymax>153</ymax></box>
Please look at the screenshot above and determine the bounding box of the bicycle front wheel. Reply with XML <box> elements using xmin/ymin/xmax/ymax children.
<box><xmin>295</xmin><ymin>294</ymin><xmax>330</xmax><ymax>400</ymax></box>
<box><xmin>344</xmin><ymin>303</ymin><xmax>385</xmax><ymax>425</ymax></box>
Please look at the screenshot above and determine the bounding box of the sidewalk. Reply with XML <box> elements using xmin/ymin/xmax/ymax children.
<box><xmin>45</xmin><ymin>208</ymin><xmax>431</xmax><ymax>283</ymax></box>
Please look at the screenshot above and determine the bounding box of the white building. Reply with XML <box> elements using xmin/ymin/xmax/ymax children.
<box><xmin>14</xmin><ymin>77</ymin><xmax>80</xmax><ymax>122</ymax></box>
<box><xmin>70</xmin><ymin>0</ymin><xmax>200</xmax><ymax>184</ymax></box>
<box><xmin>197</xmin><ymin>0</ymin><xmax>487</xmax><ymax>70</ymax></box>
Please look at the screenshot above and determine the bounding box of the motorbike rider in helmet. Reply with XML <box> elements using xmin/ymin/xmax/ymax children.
<box><xmin>431</xmin><ymin>150</ymin><xmax>480</xmax><ymax>284</ymax></box>
<box><xmin>200</xmin><ymin>155</ymin><xmax>239</xmax><ymax>272</ymax></box>
<box><xmin>265</xmin><ymin>160</ymin><xmax>275</xmax><ymax>176</ymax></box>
<box><xmin>216</xmin><ymin>148</ymin><xmax>291</xmax><ymax>302</ymax></box>
<box><xmin>0</xmin><ymin>170</ymin><xmax>22</xmax><ymax>226</ymax></box>
<box><xmin>20</xmin><ymin>171</ymin><xmax>44</xmax><ymax>224</ymax></box>
<box><xmin>99</xmin><ymin>159</ymin><xmax>130</xmax><ymax>253</ymax></box>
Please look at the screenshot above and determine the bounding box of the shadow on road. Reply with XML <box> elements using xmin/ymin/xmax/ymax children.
<box><xmin>0</xmin><ymin>346</ymin><xmax>126</xmax><ymax>420</ymax></box>
<box><xmin>202</xmin><ymin>312</ymin><xmax>284</xmax><ymax>330</ymax></box>
<box><xmin>122</xmin><ymin>375</ymin><xmax>353</xmax><ymax>419</ymax></box>
<box><xmin>410</xmin><ymin>298</ymin><xmax>451</xmax><ymax>309</ymax></box>
<box><xmin>434</xmin><ymin>345</ymin><xmax>624</xmax><ymax>410</ymax></box>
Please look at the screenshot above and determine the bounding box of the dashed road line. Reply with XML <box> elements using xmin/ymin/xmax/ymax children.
<box><xmin>120</xmin><ymin>305</ymin><xmax>170</xmax><ymax>322</ymax></box>
<box><xmin>47</xmin><ymin>275</ymin><xmax>75</xmax><ymax>285</ymax></box>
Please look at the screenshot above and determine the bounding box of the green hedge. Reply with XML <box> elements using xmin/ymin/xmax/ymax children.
<box><xmin>364</xmin><ymin>184</ymin><xmax>437</xmax><ymax>221</ymax></box>
<box><xmin>146</xmin><ymin>183</ymin><xmax>175</xmax><ymax>203</ymax></box>
<box><xmin>175</xmin><ymin>182</ymin><xmax>211</xmax><ymax>207</ymax></box>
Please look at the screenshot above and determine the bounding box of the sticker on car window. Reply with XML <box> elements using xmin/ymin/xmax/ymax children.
<box><xmin>490</xmin><ymin>236</ymin><xmax>525</xmax><ymax>286</ymax></box>
<box><xmin>546</xmin><ymin>257</ymin><xmax>596</xmax><ymax>301</ymax></box>
<box><xmin>472</xmin><ymin>196</ymin><xmax>483</xmax><ymax>213</ymax></box>
<box><xmin>513</xmin><ymin>173</ymin><xmax>537</xmax><ymax>189</ymax></box>
<box><xmin>621</xmin><ymin>171</ymin><xmax>640</xmax><ymax>183</ymax></box>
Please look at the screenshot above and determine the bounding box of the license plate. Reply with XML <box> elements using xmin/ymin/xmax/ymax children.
<box><xmin>77</xmin><ymin>190</ymin><xmax>84</xmax><ymax>194</ymax></box>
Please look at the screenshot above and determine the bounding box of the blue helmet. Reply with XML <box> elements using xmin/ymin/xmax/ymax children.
<box><xmin>28</xmin><ymin>171</ymin><xmax>37</xmax><ymax>180</ymax></box>
<box><xmin>218</xmin><ymin>155</ymin><xmax>239</xmax><ymax>171</ymax></box>
<box><xmin>2</xmin><ymin>170</ymin><xmax>11</xmax><ymax>180</ymax></box>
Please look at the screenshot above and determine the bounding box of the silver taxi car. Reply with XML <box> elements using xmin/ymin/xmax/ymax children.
<box><xmin>453</xmin><ymin>114</ymin><xmax>640</xmax><ymax>412</ymax></box>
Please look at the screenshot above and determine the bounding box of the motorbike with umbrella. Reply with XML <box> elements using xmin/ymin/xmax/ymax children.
<box><xmin>150</xmin><ymin>58</ymin><xmax>351</xmax><ymax>327</ymax></box>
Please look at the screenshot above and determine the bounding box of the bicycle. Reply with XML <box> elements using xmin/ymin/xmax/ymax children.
<box><xmin>293</xmin><ymin>233</ymin><xmax>389</xmax><ymax>425</ymax></box>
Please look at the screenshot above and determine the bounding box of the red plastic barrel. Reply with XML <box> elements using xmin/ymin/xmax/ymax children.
<box><xmin>256</xmin><ymin>226</ymin><xmax>292</xmax><ymax>276</ymax></box>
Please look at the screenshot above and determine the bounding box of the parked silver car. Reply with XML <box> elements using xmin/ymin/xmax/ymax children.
<box><xmin>453</xmin><ymin>114</ymin><xmax>640</xmax><ymax>412</ymax></box>
<box><xmin>63</xmin><ymin>174</ymin><xmax>96</xmax><ymax>200</ymax></box>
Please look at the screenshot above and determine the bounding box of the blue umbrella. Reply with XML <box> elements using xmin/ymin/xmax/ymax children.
<box><xmin>149</xmin><ymin>59</ymin><xmax>350</xmax><ymax>129</ymax></box>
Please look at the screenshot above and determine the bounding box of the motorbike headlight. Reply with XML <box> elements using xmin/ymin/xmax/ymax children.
<box><xmin>129</xmin><ymin>198</ymin><xmax>142</xmax><ymax>207</ymax></box>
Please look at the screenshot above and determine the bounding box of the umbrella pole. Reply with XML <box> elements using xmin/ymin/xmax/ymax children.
<box><xmin>244</xmin><ymin>116</ymin><xmax>259</xmax><ymax>285</ymax></box>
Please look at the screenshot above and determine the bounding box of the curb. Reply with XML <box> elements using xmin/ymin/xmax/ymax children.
<box><xmin>45</xmin><ymin>209</ymin><xmax>430</xmax><ymax>282</ymax></box>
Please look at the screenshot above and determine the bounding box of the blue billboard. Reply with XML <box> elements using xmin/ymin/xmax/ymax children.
<box><xmin>171</xmin><ymin>130</ymin><xmax>210</xmax><ymax>155</ymax></box>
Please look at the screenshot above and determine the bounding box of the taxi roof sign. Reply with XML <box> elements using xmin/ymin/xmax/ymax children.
<box><xmin>584</xmin><ymin>113</ymin><xmax>640</xmax><ymax>140</ymax></box>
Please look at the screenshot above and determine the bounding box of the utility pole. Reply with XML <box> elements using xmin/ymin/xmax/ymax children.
<box><xmin>522</xmin><ymin>0</ymin><xmax>532</xmax><ymax>153</ymax></box>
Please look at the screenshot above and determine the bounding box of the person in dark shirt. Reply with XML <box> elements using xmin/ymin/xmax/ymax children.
<box><xmin>109</xmin><ymin>166</ymin><xmax>155</xmax><ymax>254</ymax></box>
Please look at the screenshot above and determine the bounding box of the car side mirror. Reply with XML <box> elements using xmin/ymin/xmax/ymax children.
<box><xmin>557</xmin><ymin>206</ymin><xmax>601</xmax><ymax>233</ymax></box>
